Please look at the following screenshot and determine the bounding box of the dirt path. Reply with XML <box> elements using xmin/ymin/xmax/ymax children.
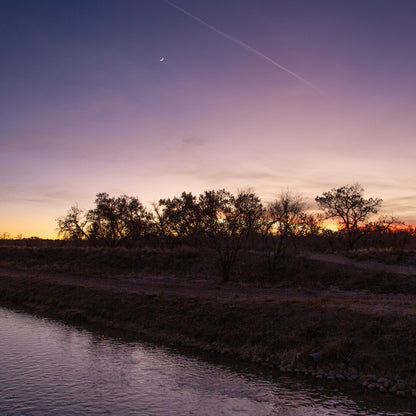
<box><xmin>303</xmin><ymin>252</ymin><xmax>416</xmax><ymax>275</ymax></box>
<box><xmin>2</xmin><ymin>264</ymin><xmax>416</xmax><ymax>319</ymax></box>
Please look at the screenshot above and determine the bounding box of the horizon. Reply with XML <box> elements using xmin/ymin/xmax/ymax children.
<box><xmin>1</xmin><ymin>185</ymin><xmax>412</xmax><ymax>240</ymax></box>
<box><xmin>1</xmin><ymin>0</ymin><xmax>416</xmax><ymax>238</ymax></box>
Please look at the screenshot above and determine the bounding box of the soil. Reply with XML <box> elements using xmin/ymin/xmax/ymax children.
<box><xmin>1</xmin><ymin>263</ymin><xmax>416</xmax><ymax>318</ymax></box>
<box><xmin>304</xmin><ymin>252</ymin><xmax>416</xmax><ymax>276</ymax></box>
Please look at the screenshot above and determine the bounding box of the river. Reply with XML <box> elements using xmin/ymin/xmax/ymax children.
<box><xmin>0</xmin><ymin>307</ymin><xmax>413</xmax><ymax>415</ymax></box>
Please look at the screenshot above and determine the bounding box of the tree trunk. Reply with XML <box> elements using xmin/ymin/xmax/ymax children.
<box><xmin>220</xmin><ymin>259</ymin><xmax>232</xmax><ymax>282</ymax></box>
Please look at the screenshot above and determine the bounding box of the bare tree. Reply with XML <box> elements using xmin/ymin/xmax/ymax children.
<box><xmin>156</xmin><ymin>192</ymin><xmax>202</xmax><ymax>241</ymax></box>
<box><xmin>151</xmin><ymin>201</ymin><xmax>169</xmax><ymax>239</ymax></box>
<box><xmin>315</xmin><ymin>183</ymin><xmax>382</xmax><ymax>249</ymax></box>
<box><xmin>298</xmin><ymin>212</ymin><xmax>324</xmax><ymax>236</ymax></box>
<box><xmin>363</xmin><ymin>215</ymin><xmax>405</xmax><ymax>248</ymax></box>
<box><xmin>57</xmin><ymin>193</ymin><xmax>153</xmax><ymax>247</ymax></box>
<box><xmin>262</xmin><ymin>191</ymin><xmax>305</xmax><ymax>269</ymax></box>
<box><xmin>199</xmin><ymin>189</ymin><xmax>263</xmax><ymax>282</ymax></box>
<box><xmin>87</xmin><ymin>193</ymin><xmax>153</xmax><ymax>247</ymax></box>
<box><xmin>56</xmin><ymin>205</ymin><xmax>90</xmax><ymax>241</ymax></box>
<box><xmin>367</xmin><ymin>215</ymin><xmax>403</xmax><ymax>232</ymax></box>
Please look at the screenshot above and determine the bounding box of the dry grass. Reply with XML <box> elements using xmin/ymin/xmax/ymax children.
<box><xmin>2</xmin><ymin>243</ymin><xmax>416</xmax><ymax>386</ymax></box>
<box><xmin>2</xmin><ymin>243</ymin><xmax>416</xmax><ymax>294</ymax></box>
<box><xmin>1</xmin><ymin>272</ymin><xmax>416</xmax><ymax>383</ymax></box>
<box><xmin>347</xmin><ymin>247</ymin><xmax>416</xmax><ymax>265</ymax></box>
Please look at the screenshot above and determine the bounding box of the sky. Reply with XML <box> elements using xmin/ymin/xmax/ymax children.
<box><xmin>1</xmin><ymin>0</ymin><xmax>416</xmax><ymax>238</ymax></box>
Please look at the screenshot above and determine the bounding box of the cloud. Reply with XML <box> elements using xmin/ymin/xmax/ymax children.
<box><xmin>180</xmin><ymin>137</ymin><xmax>205</xmax><ymax>149</ymax></box>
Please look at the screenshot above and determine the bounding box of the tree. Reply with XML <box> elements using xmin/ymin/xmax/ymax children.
<box><xmin>57</xmin><ymin>205</ymin><xmax>91</xmax><ymax>241</ymax></box>
<box><xmin>87</xmin><ymin>193</ymin><xmax>153</xmax><ymax>247</ymax></box>
<box><xmin>156</xmin><ymin>192</ymin><xmax>202</xmax><ymax>241</ymax></box>
<box><xmin>262</xmin><ymin>191</ymin><xmax>305</xmax><ymax>269</ymax></box>
<box><xmin>315</xmin><ymin>184</ymin><xmax>382</xmax><ymax>249</ymax></box>
<box><xmin>57</xmin><ymin>193</ymin><xmax>153</xmax><ymax>247</ymax></box>
<box><xmin>298</xmin><ymin>212</ymin><xmax>324</xmax><ymax>236</ymax></box>
<box><xmin>364</xmin><ymin>215</ymin><xmax>404</xmax><ymax>248</ymax></box>
<box><xmin>199</xmin><ymin>189</ymin><xmax>263</xmax><ymax>282</ymax></box>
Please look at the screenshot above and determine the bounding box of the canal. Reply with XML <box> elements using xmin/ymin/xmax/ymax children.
<box><xmin>0</xmin><ymin>307</ymin><xmax>413</xmax><ymax>415</ymax></box>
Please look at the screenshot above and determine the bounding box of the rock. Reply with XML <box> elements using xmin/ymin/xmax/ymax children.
<box><xmin>389</xmin><ymin>385</ymin><xmax>398</xmax><ymax>393</ymax></box>
<box><xmin>348</xmin><ymin>367</ymin><xmax>358</xmax><ymax>375</ymax></box>
<box><xmin>358</xmin><ymin>375</ymin><xmax>367</xmax><ymax>384</ymax></box>
<box><xmin>383</xmin><ymin>379</ymin><xmax>392</xmax><ymax>388</ymax></box>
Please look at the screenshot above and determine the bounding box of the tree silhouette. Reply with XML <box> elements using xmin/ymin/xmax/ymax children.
<box><xmin>199</xmin><ymin>189</ymin><xmax>263</xmax><ymax>282</ymax></box>
<box><xmin>57</xmin><ymin>193</ymin><xmax>153</xmax><ymax>247</ymax></box>
<box><xmin>315</xmin><ymin>184</ymin><xmax>382</xmax><ymax>249</ymax></box>
<box><xmin>262</xmin><ymin>191</ymin><xmax>305</xmax><ymax>269</ymax></box>
<box><xmin>156</xmin><ymin>192</ymin><xmax>202</xmax><ymax>241</ymax></box>
<box><xmin>57</xmin><ymin>205</ymin><xmax>90</xmax><ymax>241</ymax></box>
<box><xmin>87</xmin><ymin>193</ymin><xmax>153</xmax><ymax>247</ymax></box>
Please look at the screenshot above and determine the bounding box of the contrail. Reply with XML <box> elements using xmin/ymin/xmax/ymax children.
<box><xmin>164</xmin><ymin>0</ymin><xmax>322</xmax><ymax>94</ymax></box>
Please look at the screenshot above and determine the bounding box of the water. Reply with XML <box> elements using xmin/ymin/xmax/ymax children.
<box><xmin>0</xmin><ymin>308</ymin><xmax>413</xmax><ymax>416</ymax></box>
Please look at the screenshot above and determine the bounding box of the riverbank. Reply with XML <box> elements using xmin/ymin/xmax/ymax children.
<box><xmin>1</xmin><ymin>245</ymin><xmax>416</xmax><ymax>398</ymax></box>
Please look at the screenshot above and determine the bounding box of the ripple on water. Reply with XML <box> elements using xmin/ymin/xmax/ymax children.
<box><xmin>0</xmin><ymin>307</ymin><xmax>414</xmax><ymax>416</ymax></box>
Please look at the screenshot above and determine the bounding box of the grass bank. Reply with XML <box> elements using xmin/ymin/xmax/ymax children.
<box><xmin>1</xmin><ymin>244</ymin><xmax>416</xmax><ymax>398</ymax></box>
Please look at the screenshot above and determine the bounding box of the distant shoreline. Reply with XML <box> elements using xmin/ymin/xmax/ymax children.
<box><xmin>1</xmin><ymin>245</ymin><xmax>416</xmax><ymax>399</ymax></box>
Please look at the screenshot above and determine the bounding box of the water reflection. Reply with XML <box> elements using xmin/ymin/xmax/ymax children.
<box><xmin>0</xmin><ymin>308</ymin><xmax>413</xmax><ymax>416</ymax></box>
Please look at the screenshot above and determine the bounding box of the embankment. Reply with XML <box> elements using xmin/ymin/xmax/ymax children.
<box><xmin>1</xmin><ymin>262</ymin><xmax>416</xmax><ymax>398</ymax></box>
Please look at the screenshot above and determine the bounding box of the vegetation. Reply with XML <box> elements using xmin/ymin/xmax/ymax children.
<box><xmin>1</xmin><ymin>182</ymin><xmax>413</xmax><ymax>284</ymax></box>
<box><xmin>198</xmin><ymin>189</ymin><xmax>263</xmax><ymax>281</ymax></box>
<box><xmin>315</xmin><ymin>183</ymin><xmax>401</xmax><ymax>249</ymax></box>
<box><xmin>262</xmin><ymin>191</ymin><xmax>307</xmax><ymax>271</ymax></box>
<box><xmin>57</xmin><ymin>193</ymin><xmax>153</xmax><ymax>247</ymax></box>
<box><xmin>1</xmin><ymin>245</ymin><xmax>416</xmax><ymax>394</ymax></box>
<box><xmin>1</xmin><ymin>182</ymin><xmax>416</xmax><ymax>396</ymax></box>
<box><xmin>51</xmin><ymin>183</ymin><xmax>413</xmax><ymax>281</ymax></box>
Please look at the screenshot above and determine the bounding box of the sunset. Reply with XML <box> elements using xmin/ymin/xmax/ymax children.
<box><xmin>2</xmin><ymin>2</ymin><xmax>416</xmax><ymax>414</ymax></box>
<box><xmin>1</xmin><ymin>0</ymin><xmax>415</xmax><ymax>238</ymax></box>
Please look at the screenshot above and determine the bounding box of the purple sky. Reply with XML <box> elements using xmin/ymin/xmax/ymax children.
<box><xmin>1</xmin><ymin>0</ymin><xmax>416</xmax><ymax>237</ymax></box>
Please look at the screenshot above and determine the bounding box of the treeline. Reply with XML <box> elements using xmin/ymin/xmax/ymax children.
<box><xmin>56</xmin><ymin>184</ymin><xmax>414</xmax><ymax>281</ymax></box>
